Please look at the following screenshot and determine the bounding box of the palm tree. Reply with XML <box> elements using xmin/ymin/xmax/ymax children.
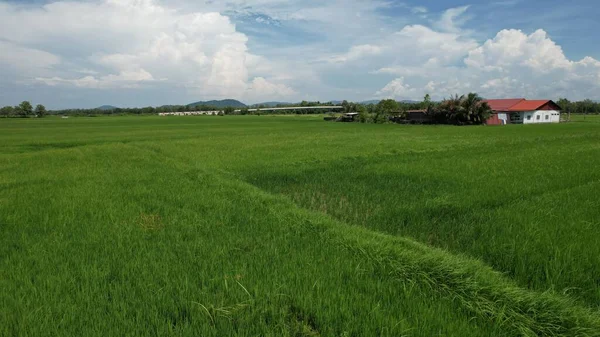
<box><xmin>474</xmin><ymin>101</ymin><xmax>492</xmax><ymax>124</ymax></box>
<box><xmin>438</xmin><ymin>94</ymin><xmax>465</xmax><ymax>124</ymax></box>
<box><xmin>434</xmin><ymin>93</ymin><xmax>491</xmax><ymax>125</ymax></box>
<box><xmin>462</xmin><ymin>93</ymin><xmax>479</xmax><ymax>122</ymax></box>
<box><xmin>460</xmin><ymin>93</ymin><xmax>492</xmax><ymax>124</ymax></box>
<box><xmin>460</xmin><ymin>93</ymin><xmax>480</xmax><ymax>124</ymax></box>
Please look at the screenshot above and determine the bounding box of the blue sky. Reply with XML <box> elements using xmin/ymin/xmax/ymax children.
<box><xmin>1</xmin><ymin>0</ymin><xmax>599</xmax><ymax>109</ymax></box>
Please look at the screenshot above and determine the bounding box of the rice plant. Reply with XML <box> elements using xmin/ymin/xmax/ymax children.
<box><xmin>1</xmin><ymin>115</ymin><xmax>599</xmax><ymax>336</ymax></box>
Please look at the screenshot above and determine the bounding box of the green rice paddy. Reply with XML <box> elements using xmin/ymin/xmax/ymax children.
<box><xmin>1</xmin><ymin>115</ymin><xmax>600</xmax><ymax>336</ymax></box>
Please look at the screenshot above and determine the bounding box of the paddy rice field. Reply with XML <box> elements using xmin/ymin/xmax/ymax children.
<box><xmin>1</xmin><ymin>114</ymin><xmax>600</xmax><ymax>336</ymax></box>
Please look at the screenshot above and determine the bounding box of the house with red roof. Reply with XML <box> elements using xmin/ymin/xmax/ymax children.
<box><xmin>484</xmin><ymin>99</ymin><xmax>562</xmax><ymax>125</ymax></box>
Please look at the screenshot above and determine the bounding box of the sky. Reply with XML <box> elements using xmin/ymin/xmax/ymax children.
<box><xmin>1</xmin><ymin>0</ymin><xmax>599</xmax><ymax>109</ymax></box>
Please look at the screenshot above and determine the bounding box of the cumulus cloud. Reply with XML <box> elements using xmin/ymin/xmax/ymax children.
<box><xmin>435</xmin><ymin>5</ymin><xmax>471</xmax><ymax>33</ymax></box>
<box><xmin>461</xmin><ymin>29</ymin><xmax>600</xmax><ymax>98</ymax></box>
<box><xmin>329</xmin><ymin>44</ymin><xmax>383</xmax><ymax>64</ymax></box>
<box><xmin>0</xmin><ymin>0</ymin><xmax>294</xmax><ymax>101</ymax></box>
<box><xmin>0</xmin><ymin>41</ymin><xmax>60</xmax><ymax>76</ymax></box>
<box><xmin>0</xmin><ymin>1</ymin><xmax>598</xmax><ymax>107</ymax></box>
<box><xmin>36</xmin><ymin>69</ymin><xmax>155</xmax><ymax>89</ymax></box>
<box><xmin>375</xmin><ymin>77</ymin><xmax>418</xmax><ymax>99</ymax></box>
<box><xmin>465</xmin><ymin>29</ymin><xmax>572</xmax><ymax>72</ymax></box>
<box><xmin>392</xmin><ymin>25</ymin><xmax>478</xmax><ymax>65</ymax></box>
<box><xmin>245</xmin><ymin>77</ymin><xmax>296</xmax><ymax>101</ymax></box>
<box><xmin>373</xmin><ymin>8</ymin><xmax>600</xmax><ymax>101</ymax></box>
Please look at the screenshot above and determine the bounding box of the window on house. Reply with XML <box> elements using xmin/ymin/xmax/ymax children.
<box><xmin>545</xmin><ymin>115</ymin><xmax>549</xmax><ymax>120</ymax></box>
<box><xmin>527</xmin><ymin>115</ymin><xmax>532</xmax><ymax>120</ymax></box>
<box><xmin>536</xmin><ymin>115</ymin><xmax>541</xmax><ymax>120</ymax></box>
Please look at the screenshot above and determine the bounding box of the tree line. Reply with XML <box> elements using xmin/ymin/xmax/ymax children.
<box><xmin>54</xmin><ymin>104</ymin><xmax>234</xmax><ymax>116</ymax></box>
<box><xmin>0</xmin><ymin>101</ymin><xmax>47</xmax><ymax>118</ymax></box>
<box><xmin>249</xmin><ymin>101</ymin><xmax>336</xmax><ymax>109</ymax></box>
<box><xmin>556</xmin><ymin>98</ymin><xmax>600</xmax><ymax>115</ymax></box>
<box><xmin>2</xmin><ymin>97</ymin><xmax>598</xmax><ymax>119</ymax></box>
<box><xmin>340</xmin><ymin>93</ymin><xmax>493</xmax><ymax>125</ymax></box>
<box><xmin>0</xmin><ymin>100</ymin><xmax>340</xmax><ymax>117</ymax></box>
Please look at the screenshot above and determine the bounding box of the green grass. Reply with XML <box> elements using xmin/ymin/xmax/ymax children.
<box><xmin>1</xmin><ymin>115</ymin><xmax>600</xmax><ymax>336</ymax></box>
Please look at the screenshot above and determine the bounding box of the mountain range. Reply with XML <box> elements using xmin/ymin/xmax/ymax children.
<box><xmin>187</xmin><ymin>99</ymin><xmax>246</xmax><ymax>108</ymax></box>
<box><xmin>250</xmin><ymin>102</ymin><xmax>293</xmax><ymax>108</ymax></box>
<box><xmin>95</xmin><ymin>99</ymin><xmax>423</xmax><ymax>110</ymax></box>
<box><xmin>96</xmin><ymin>105</ymin><xmax>118</xmax><ymax>110</ymax></box>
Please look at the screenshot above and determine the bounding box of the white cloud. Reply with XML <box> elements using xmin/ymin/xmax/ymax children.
<box><xmin>36</xmin><ymin>76</ymin><xmax>99</xmax><ymax>88</ymax></box>
<box><xmin>411</xmin><ymin>6</ymin><xmax>428</xmax><ymax>14</ymax></box>
<box><xmin>393</xmin><ymin>25</ymin><xmax>478</xmax><ymax>65</ymax></box>
<box><xmin>0</xmin><ymin>1</ymin><xmax>599</xmax><ymax>107</ymax></box>
<box><xmin>465</xmin><ymin>29</ymin><xmax>572</xmax><ymax>72</ymax></box>
<box><xmin>492</xmin><ymin>0</ymin><xmax>522</xmax><ymax>6</ymax></box>
<box><xmin>375</xmin><ymin>77</ymin><xmax>418</xmax><ymax>99</ymax></box>
<box><xmin>462</xmin><ymin>29</ymin><xmax>600</xmax><ymax>95</ymax></box>
<box><xmin>245</xmin><ymin>77</ymin><xmax>296</xmax><ymax>101</ymax></box>
<box><xmin>0</xmin><ymin>41</ymin><xmax>60</xmax><ymax>75</ymax></box>
<box><xmin>435</xmin><ymin>5</ymin><xmax>470</xmax><ymax>33</ymax></box>
<box><xmin>0</xmin><ymin>0</ymin><xmax>295</xmax><ymax>99</ymax></box>
<box><xmin>36</xmin><ymin>69</ymin><xmax>155</xmax><ymax>89</ymax></box>
<box><xmin>375</xmin><ymin>27</ymin><xmax>600</xmax><ymax>100</ymax></box>
<box><xmin>329</xmin><ymin>44</ymin><xmax>383</xmax><ymax>63</ymax></box>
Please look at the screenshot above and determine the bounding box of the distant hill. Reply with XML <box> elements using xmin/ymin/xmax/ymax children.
<box><xmin>361</xmin><ymin>100</ymin><xmax>380</xmax><ymax>105</ymax></box>
<box><xmin>96</xmin><ymin>105</ymin><xmax>118</xmax><ymax>110</ymax></box>
<box><xmin>252</xmin><ymin>102</ymin><xmax>293</xmax><ymax>108</ymax></box>
<box><xmin>187</xmin><ymin>99</ymin><xmax>246</xmax><ymax>108</ymax></box>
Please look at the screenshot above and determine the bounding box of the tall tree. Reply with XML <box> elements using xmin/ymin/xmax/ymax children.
<box><xmin>421</xmin><ymin>94</ymin><xmax>432</xmax><ymax>110</ymax></box>
<box><xmin>34</xmin><ymin>104</ymin><xmax>47</xmax><ymax>118</ymax></box>
<box><xmin>462</xmin><ymin>93</ymin><xmax>481</xmax><ymax>123</ymax></box>
<box><xmin>557</xmin><ymin>98</ymin><xmax>571</xmax><ymax>121</ymax></box>
<box><xmin>341</xmin><ymin>100</ymin><xmax>355</xmax><ymax>113</ymax></box>
<box><xmin>356</xmin><ymin>104</ymin><xmax>370</xmax><ymax>123</ymax></box>
<box><xmin>17</xmin><ymin>101</ymin><xmax>33</xmax><ymax>118</ymax></box>
<box><xmin>0</xmin><ymin>106</ymin><xmax>14</xmax><ymax>118</ymax></box>
<box><xmin>376</xmin><ymin>99</ymin><xmax>399</xmax><ymax>114</ymax></box>
<box><xmin>374</xmin><ymin>99</ymin><xmax>399</xmax><ymax>123</ymax></box>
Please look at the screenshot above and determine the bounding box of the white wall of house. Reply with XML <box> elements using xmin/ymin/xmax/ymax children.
<box><xmin>542</xmin><ymin>110</ymin><xmax>561</xmax><ymax>123</ymax></box>
<box><xmin>522</xmin><ymin>110</ymin><xmax>560</xmax><ymax>124</ymax></box>
<box><xmin>498</xmin><ymin>113</ymin><xmax>509</xmax><ymax>125</ymax></box>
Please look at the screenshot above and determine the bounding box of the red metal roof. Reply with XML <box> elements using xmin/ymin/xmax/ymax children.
<box><xmin>483</xmin><ymin>99</ymin><xmax>561</xmax><ymax>112</ymax></box>
<box><xmin>483</xmin><ymin>99</ymin><xmax>525</xmax><ymax>112</ymax></box>
<box><xmin>508</xmin><ymin>100</ymin><xmax>553</xmax><ymax>111</ymax></box>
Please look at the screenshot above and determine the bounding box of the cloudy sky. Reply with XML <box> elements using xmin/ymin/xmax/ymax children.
<box><xmin>1</xmin><ymin>0</ymin><xmax>599</xmax><ymax>109</ymax></box>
